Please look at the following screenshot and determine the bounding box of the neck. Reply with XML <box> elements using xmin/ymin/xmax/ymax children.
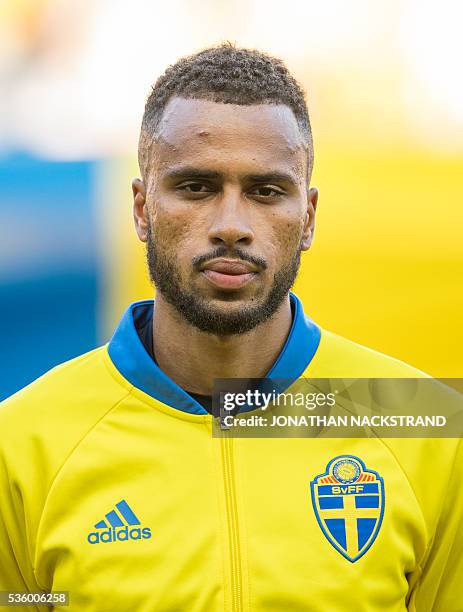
<box><xmin>151</xmin><ymin>293</ymin><xmax>293</xmax><ymax>396</ymax></box>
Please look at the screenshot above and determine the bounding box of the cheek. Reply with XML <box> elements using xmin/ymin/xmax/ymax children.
<box><xmin>152</xmin><ymin>204</ymin><xmax>192</xmax><ymax>255</ymax></box>
<box><xmin>153</xmin><ymin>195</ymin><xmax>212</xmax><ymax>258</ymax></box>
<box><xmin>268</xmin><ymin>213</ymin><xmax>304</xmax><ymax>261</ymax></box>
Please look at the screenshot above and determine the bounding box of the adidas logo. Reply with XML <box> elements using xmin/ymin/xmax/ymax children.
<box><xmin>87</xmin><ymin>499</ymin><xmax>152</xmax><ymax>544</ymax></box>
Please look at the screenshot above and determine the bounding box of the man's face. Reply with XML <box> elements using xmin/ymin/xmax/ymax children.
<box><xmin>134</xmin><ymin>97</ymin><xmax>317</xmax><ymax>335</ymax></box>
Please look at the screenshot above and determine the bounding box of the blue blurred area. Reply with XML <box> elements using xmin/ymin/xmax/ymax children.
<box><xmin>0</xmin><ymin>153</ymin><xmax>100</xmax><ymax>400</ymax></box>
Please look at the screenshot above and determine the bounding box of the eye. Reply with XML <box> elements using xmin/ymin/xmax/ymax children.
<box><xmin>179</xmin><ymin>182</ymin><xmax>213</xmax><ymax>193</ymax></box>
<box><xmin>249</xmin><ymin>185</ymin><xmax>285</xmax><ymax>199</ymax></box>
<box><xmin>175</xmin><ymin>181</ymin><xmax>216</xmax><ymax>200</ymax></box>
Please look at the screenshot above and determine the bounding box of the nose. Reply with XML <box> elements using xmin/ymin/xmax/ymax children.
<box><xmin>207</xmin><ymin>188</ymin><xmax>255</xmax><ymax>248</ymax></box>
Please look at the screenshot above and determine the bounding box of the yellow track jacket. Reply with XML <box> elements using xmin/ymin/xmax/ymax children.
<box><xmin>0</xmin><ymin>292</ymin><xmax>462</xmax><ymax>611</ymax></box>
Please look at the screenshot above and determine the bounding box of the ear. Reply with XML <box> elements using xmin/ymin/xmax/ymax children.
<box><xmin>132</xmin><ymin>178</ymin><xmax>148</xmax><ymax>242</ymax></box>
<box><xmin>301</xmin><ymin>187</ymin><xmax>318</xmax><ymax>251</ymax></box>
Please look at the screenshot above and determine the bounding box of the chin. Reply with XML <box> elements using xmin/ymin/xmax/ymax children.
<box><xmin>206</xmin><ymin>291</ymin><xmax>264</xmax><ymax>307</ymax></box>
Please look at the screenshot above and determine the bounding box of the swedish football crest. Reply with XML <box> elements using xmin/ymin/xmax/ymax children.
<box><xmin>310</xmin><ymin>455</ymin><xmax>385</xmax><ymax>562</ymax></box>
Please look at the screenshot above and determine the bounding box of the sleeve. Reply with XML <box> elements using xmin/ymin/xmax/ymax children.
<box><xmin>408</xmin><ymin>438</ymin><xmax>463</xmax><ymax>611</ymax></box>
<box><xmin>0</xmin><ymin>410</ymin><xmax>48</xmax><ymax>611</ymax></box>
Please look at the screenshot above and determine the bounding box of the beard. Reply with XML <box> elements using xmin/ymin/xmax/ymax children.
<box><xmin>145</xmin><ymin>223</ymin><xmax>302</xmax><ymax>336</ymax></box>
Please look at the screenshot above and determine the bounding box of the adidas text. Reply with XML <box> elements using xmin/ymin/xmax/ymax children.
<box><xmin>87</xmin><ymin>526</ymin><xmax>152</xmax><ymax>544</ymax></box>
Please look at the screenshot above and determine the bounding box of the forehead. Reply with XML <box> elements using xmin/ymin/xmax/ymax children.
<box><xmin>150</xmin><ymin>97</ymin><xmax>307</xmax><ymax>178</ymax></box>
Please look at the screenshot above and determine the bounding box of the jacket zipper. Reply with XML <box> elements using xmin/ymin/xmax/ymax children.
<box><xmin>221</xmin><ymin>435</ymin><xmax>243</xmax><ymax>612</ymax></box>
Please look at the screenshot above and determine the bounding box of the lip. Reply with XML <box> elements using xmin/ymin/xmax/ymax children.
<box><xmin>200</xmin><ymin>259</ymin><xmax>258</xmax><ymax>290</ymax></box>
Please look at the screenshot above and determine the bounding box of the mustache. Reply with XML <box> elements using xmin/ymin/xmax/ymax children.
<box><xmin>192</xmin><ymin>247</ymin><xmax>268</xmax><ymax>271</ymax></box>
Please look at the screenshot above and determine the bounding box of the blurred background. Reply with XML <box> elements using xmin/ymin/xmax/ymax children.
<box><xmin>1</xmin><ymin>0</ymin><xmax>462</xmax><ymax>399</ymax></box>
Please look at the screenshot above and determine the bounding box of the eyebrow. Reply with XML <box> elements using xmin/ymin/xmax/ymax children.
<box><xmin>163</xmin><ymin>167</ymin><xmax>221</xmax><ymax>181</ymax></box>
<box><xmin>163</xmin><ymin>167</ymin><xmax>298</xmax><ymax>185</ymax></box>
<box><xmin>245</xmin><ymin>172</ymin><xmax>297</xmax><ymax>185</ymax></box>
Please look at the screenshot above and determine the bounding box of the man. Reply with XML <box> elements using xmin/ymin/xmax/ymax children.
<box><xmin>0</xmin><ymin>45</ymin><xmax>461</xmax><ymax>611</ymax></box>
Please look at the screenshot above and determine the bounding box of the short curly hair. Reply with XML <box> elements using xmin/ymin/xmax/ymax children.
<box><xmin>138</xmin><ymin>43</ymin><xmax>313</xmax><ymax>181</ymax></box>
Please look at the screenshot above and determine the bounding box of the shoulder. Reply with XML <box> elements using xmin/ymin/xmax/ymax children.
<box><xmin>308</xmin><ymin>327</ymin><xmax>463</xmax><ymax>537</ymax></box>
<box><xmin>309</xmin><ymin>327</ymin><xmax>428</xmax><ymax>378</ymax></box>
<box><xmin>0</xmin><ymin>345</ymin><xmax>130</xmax><ymax>486</ymax></box>
<box><xmin>0</xmin><ymin>344</ymin><xmax>128</xmax><ymax>426</ymax></box>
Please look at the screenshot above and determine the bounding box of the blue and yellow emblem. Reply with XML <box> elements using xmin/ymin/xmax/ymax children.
<box><xmin>310</xmin><ymin>455</ymin><xmax>385</xmax><ymax>562</ymax></box>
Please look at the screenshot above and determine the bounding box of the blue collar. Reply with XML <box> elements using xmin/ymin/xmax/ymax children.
<box><xmin>107</xmin><ymin>291</ymin><xmax>321</xmax><ymax>415</ymax></box>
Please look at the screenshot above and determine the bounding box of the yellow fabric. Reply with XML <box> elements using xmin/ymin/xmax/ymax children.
<box><xmin>0</xmin><ymin>329</ymin><xmax>461</xmax><ymax>611</ymax></box>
